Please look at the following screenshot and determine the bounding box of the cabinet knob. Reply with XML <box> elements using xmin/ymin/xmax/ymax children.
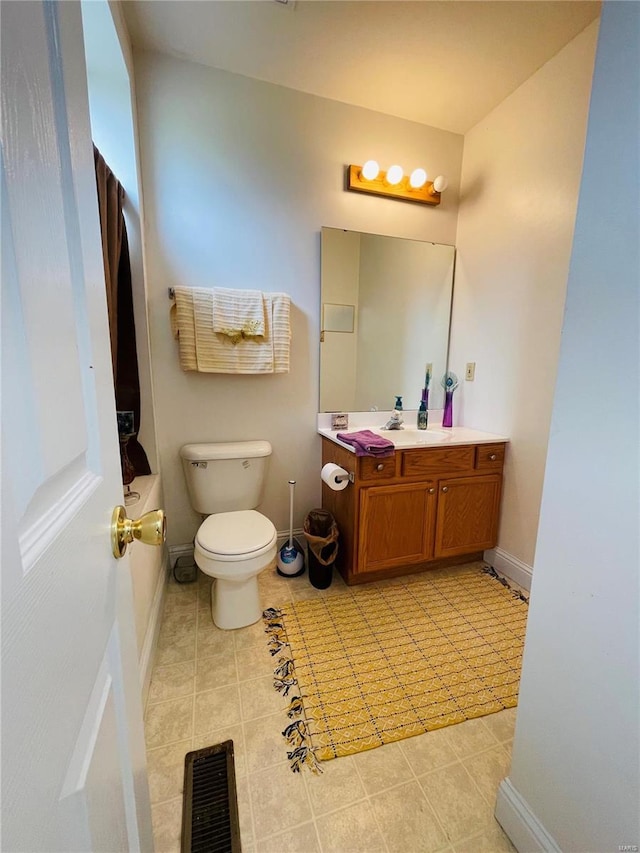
<box><xmin>489</xmin><ymin>453</ymin><xmax>497</xmax><ymax>461</ymax></box>
<box><xmin>442</xmin><ymin>486</ymin><xmax>449</xmax><ymax>493</ymax></box>
<box><xmin>428</xmin><ymin>488</ymin><xmax>436</xmax><ymax>494</ymax></box>
<box><xmin>376</xmin><ymin>463</ymin><xmax>384</xmax><ymax>471</ymax></box>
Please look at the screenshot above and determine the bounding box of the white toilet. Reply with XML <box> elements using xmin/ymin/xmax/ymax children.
<box><xmin>180</xmin><ymin>440</ymin><xmax>277</xmax><ymax>630</ymax></box>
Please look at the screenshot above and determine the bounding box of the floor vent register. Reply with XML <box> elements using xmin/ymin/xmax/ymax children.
<box><xmin>181</xmin><ymin>740</ymin><xmax>241</xmax><ymax>853</ymax></box>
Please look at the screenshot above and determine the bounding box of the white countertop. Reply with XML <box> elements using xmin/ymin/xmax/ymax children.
<box><xmin>318</xmin><ymin>416</ymin><xmax>509</xmax><ymax>453</ymax></box>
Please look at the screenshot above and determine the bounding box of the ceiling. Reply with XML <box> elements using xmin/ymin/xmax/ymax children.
<box><xmin>122</xmin><ymin>0</ymin><xmax>600</xmax><ymax>135</ymax></box>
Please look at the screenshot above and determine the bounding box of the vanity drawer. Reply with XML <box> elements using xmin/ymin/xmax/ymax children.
<box><xmin>475</xmin><ymin>443</ymin><xmax>506</xmax><ymax>471</ymax></box>
<box><xmin>402</xmin><ymin>446</ymin><xmax>475</xmax><ymax>478</ymax></box>
<box><xmin>359</xmin><ymin>455</ymin><xmax>397</xmax><ymax>481</ymax></box>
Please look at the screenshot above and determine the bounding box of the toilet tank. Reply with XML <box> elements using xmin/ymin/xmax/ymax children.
<box><xmin>180</xmin><ymin>441</ymin><xmax>272</xmax><ymax>514</ymax></box>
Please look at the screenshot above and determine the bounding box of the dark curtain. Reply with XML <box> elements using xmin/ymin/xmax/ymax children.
<box><xmin>94</xmin><ymin>146</ymin><xmax>151</xmax><ymax>477</ymax></box>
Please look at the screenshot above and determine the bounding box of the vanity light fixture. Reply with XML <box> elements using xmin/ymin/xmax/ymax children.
<box><xmin>385</xmin><ymin>164</ymin><xmax>404</xmax><ymax>185</ymax></box>
<box><xmin>347</xmin><ymin>163</ymin><xmax>448</xmax><ymax>206</ymax></box>
<box><xmin>432</xmin><ymin>175</ymin><xmax>449</xmax><ymax>193</ymax></box>
<box><xmin>409</xmin><ymin>168</ymin><xmax>427</xmax><ymax>189</ymax></box>
<box><xmin>360</xmin><ymin>160</ymin><xmax>380</xmax><ymax>181</ymax></box>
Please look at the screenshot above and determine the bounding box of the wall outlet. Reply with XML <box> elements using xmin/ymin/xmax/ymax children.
<box><xmin>465</xmin><ymin>362</ymin><xmax>476</xmax><ymax>381</ymax></box>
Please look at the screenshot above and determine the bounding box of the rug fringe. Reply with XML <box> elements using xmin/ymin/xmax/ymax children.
<box><xmin>263</xmin><ymin>607</ymin><xmax>321</xmax><ymax>773</ymax></box>
<box><xmin>282</xmin><ymin>719</ymin><xmax>307</xmax><ymax>746</ymax></box>
<box><xmin>273</xmin><ymin>675</ymin><xmax>297</xmax><ymax>696</ymax></box>
<box><xmin>267</xmin><ymin>635</ymin><xmax>288</xmax><ymax>656</ymax></box>
<box><xmin>286</xmin><ymin>696</ymin><xmax>304</xmax><ymax>718</ymax></box>
<box><xmin>262</xmin><ymin>607</ymin><xmax>282</xmax><ymax>620</ymax></box>
<box><xmin>287</xmin><ymin>745</ymin><xmax>323</xmax><ymax>774</ymax></box>
<box><xmin>482</xmin><ymin>565</ymin><xmax>529</xmax><ymax>603</ymax></box>
<box><xmin>274</xmin><ymin>656</ymin><xmax>295</xmax><ymax>678</ymax></box>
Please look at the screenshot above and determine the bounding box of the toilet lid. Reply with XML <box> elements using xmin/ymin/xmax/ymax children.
<box><xmin>196</xmin><ymin>510</ymin><xmax>276</xmax><ymax>557</ymax></box>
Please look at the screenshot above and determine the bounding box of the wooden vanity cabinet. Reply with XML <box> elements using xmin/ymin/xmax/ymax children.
<box><xmin>359</xmin><ymin>482</ymin><xmax>438</xmax><ymax>572</ymax></box>
<box><xmin>434</xmin><ymin>474</ymin><xmax>502</xmax><ymax>558</ymax></box>
<box><xmin>321</xmin><ymin>437</ymin><xmax>506</xmax><ymax>585</ymax></box>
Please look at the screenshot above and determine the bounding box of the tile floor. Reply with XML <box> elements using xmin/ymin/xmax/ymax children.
<box><xmin>145</xmin><ymin>562</ymin><xmax>518</xmax><ymax>853</ymax></box>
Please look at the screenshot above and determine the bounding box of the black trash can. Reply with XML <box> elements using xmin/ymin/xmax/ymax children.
<box><xmin>173</xmin><ymin>554</ymin><xmax>198</xmax><ymax>584</ymax></box>
<box><xmin>303</xmin><ymin>509</ymin><xmax>339</xmax><ymax>590</ymax></box>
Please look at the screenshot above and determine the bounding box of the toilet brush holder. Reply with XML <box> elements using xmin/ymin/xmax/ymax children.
<box><xmin>277</xmin><ymin>479</ymin><xmax>306</xmax><ymax>577</ymax></box>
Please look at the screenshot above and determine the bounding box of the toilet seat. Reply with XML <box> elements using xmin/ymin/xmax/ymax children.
<box><xmin>196</xmin><ymin>510</ymin><xmax>277</xmax><ymax>562</ymax></box>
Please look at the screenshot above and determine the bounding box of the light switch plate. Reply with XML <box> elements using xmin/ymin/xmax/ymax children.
<box><xmin>465</xmin><ymin>362</ymin><xmax>476</xmax><ymax>381</ymax></box>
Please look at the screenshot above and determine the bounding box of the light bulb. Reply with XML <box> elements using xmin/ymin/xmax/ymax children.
<box><xmin>409</xmin><ymin>168</ymin><xmax>427</xmax><ymax>189</ymax></box>
<box><xmin>432</xmin><ymin>175</ymin><xmax>449</xmax><ymax>193</ymax></box>
<box><xmin>361</xmin><ymin>160</ymin><xmax>380</xmax><ymax>181</ymax></box>
<box><xmin>386</xmin><ymin>164</ymin><xmax>404</xmax><ymax>185</ymax></box>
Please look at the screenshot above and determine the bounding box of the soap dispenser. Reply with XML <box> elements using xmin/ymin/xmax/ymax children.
<box><xmin>394</xmin><ymin>396</ymin><xmax>403</xmax><ymax>411</ymax></box>
<box><xmin>417</xmin><ymin>400</ymin><xmax>428</xmax><ymax>430</ymax></box>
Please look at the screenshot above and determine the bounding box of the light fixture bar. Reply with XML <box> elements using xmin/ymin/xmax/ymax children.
<box><xmin>347</xmin><ymin>164</ymin><xmax>442</xmax><ymax>206</ymax></box>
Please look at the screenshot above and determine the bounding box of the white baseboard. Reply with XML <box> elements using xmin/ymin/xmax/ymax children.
<box><xmin>276</xmin><ymin>527</ymin><xmax>306</xmax><ymax>551</ymax></box>
<box><xmin>484</xmin><ymin>547</ymin><xmax>533</xmax><ymax>592</ymax></box>
<box><xmin>495</xmin><ymin>777</ymin><xmax>561</xmax><ymax>853</ymax></box>
<box><xmin>139</xmin><ymin>551</ymin><xmax>169</xmax><ymax>708</ymax></box>
<box><xmin>169</xmin><ymin>543</ymin><xmax>194</xmax><ymax>567</ymax></box>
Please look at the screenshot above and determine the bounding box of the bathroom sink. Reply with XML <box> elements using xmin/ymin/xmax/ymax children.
<box><xmin>372</xmin><ymin>428</ymin><xmax>449</xmax><ymax>448</ymax></box>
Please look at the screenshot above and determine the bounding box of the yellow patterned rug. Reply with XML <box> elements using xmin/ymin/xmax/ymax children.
<box><xmin>263</xmin><ymin>565</ymin><xmax>528</xmax><ymax>773</ymax></box>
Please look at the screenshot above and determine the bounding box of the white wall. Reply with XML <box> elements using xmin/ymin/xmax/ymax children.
<box><xmin>497</xmin><ymin>4</ymin><xmax>640</xmax><ymax>850</ymax></box>
<box><xmin>82</xmin><ymin>1</ymin><xmax>164</xmax><ymax>678</ymax></box>
<box><xmin>450</xmin><ymin>22</ymin><xmax>598</xmax><ymax>571</ymax></box>
<box><xmin>134</xmin><ymin>51</ymin><xmax>463</xmax><ymax>545</ymax></box>
<box><xmin>82</xmin><ymin>0</ymin><xmax>159</xmax><ymax>471</ymax></box>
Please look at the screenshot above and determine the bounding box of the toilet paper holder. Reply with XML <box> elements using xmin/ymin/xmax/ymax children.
<box><xmin>335</xmin><ymin>470</ymin><xmax>355</xmax><ymax>484</ymax></box>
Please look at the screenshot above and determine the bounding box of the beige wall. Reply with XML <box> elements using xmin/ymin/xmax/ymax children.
<box><xmin>134</xmin><ymin>51</ymin><xmax>463</xmax><ymax>544</ymax></box>
<box><xmin>499</xmin><ymin>5</ymin><xmax>639</xmax><ymax>848</ymax></box>
<box><xmin>449</xmin><ymin>22</ymin><xmax>598</xmax><ymax>569</ymax></box>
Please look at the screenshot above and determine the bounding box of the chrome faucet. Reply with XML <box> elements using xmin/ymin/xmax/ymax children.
<box><xmin>382</xmin><ymin>409</ymin><xmax>404</xmax><ymax>430</ymax></box>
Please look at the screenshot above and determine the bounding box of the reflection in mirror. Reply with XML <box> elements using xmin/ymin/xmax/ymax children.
<box><xmin>320</xmin><ymin>227</ymin><xmax>455</xmax><ymax>413</ymax></box>
<box><xmin>323</xmin><ymin>303</ymin><xmax>355</xmax><ymax>333</ymax></box>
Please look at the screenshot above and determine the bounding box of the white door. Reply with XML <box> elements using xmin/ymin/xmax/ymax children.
<box><xmin>1</xmin><ymin>2</ymin><xmax>155</xmax><ymax>850</ymax></box>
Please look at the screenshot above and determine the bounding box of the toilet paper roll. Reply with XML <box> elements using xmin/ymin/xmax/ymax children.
<box><xmin>321</xmin><ymin>462</ymin><xmax>350</xmax><ymax>491</ymax></box>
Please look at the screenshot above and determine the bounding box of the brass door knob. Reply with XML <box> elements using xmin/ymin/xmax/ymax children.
<box><xmin>111</xmin><ymin>505</ymin><xmax>166</xmax><ymax>559</ymax></box>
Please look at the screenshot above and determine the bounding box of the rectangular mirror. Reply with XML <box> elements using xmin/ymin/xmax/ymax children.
<box><xmin>320</xmin><ymin>227</ymin><xmax>455</xmax><ymax>413</ymax></box>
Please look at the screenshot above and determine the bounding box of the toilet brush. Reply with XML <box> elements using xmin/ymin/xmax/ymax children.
<box><xmin>277</xmin><ymin>480</ymin><xmax>305</xmax><ymax>577</ymax></box>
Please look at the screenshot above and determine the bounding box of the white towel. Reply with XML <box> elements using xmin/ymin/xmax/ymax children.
<box><xmin>270</xmin><ymin>293</ymin><xmax>291</xmax><ymax>374</ymax></box>
<box><xmin>212</xmin><ymin>287</ymin><xmax>265</xmax><ymax>342</ymax></box>
<box><xmin>171</xmin><ymin>286</ymin><xmax>290</xmax><ymax>374</ymax></box>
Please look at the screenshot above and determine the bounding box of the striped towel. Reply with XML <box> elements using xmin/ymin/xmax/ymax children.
<box><xmin>170</xmin><ymin>287</ymin><xmax>291</xmax><ymax>374</ymax></box>
<box><xmin>271</xmin><ymin>293</ymin><xmax>291</xmax><ymax>375</ymax></box>
<box><xmin>212</xmin><ymin>287</ymin><xmax>265</xmax><ymax>343</ymax></box>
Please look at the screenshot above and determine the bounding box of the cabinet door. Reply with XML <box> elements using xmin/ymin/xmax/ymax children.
<box><xmin>434</xmin><ymin>474</ymin><xmax>502</xmax><ymax>558</ymax></box>
<box><xmin>357</xmin><ymin>483</ymin><xmax>437</xmax><ymax>574</ymax></box>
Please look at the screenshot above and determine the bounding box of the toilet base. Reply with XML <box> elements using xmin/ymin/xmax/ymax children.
<box><xmin>211</xmin><ymin>575</ymin><xmax>262</xmax><ymax>630</ymax></box>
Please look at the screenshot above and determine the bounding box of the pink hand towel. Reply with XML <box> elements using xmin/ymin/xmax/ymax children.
<box><xmin>336</xmin><ymin>429</ymin><xmax>395</xmax><ymax>457</ymax></box>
